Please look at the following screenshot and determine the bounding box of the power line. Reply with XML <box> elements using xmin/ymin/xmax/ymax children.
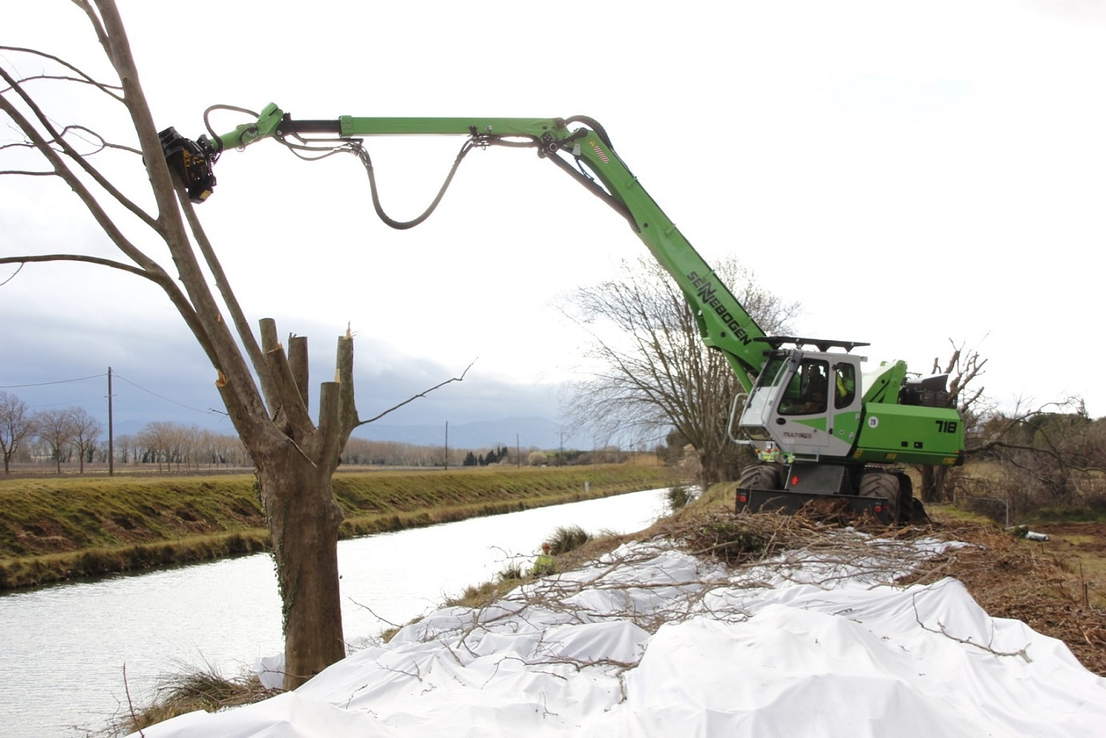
<box><xmin>0</xmin><ymin>372</ymin><xmax>106</xmax><ymax>389</ymax></box>
<box><xmin>112</xmin><ymin>373</ymin><xmax>229</xmax><ymax>418</ymax></box>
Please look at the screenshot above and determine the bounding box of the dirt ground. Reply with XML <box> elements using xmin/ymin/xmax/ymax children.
<box><xmin>917</xmin><ymin>519</ymin><xmax>1106</xmax><ymax>676</ymax></box>
<box><xmin>1032</xmin><ymin>521</ymin><xmax>1106</xmax><ymax>607</ymax></box>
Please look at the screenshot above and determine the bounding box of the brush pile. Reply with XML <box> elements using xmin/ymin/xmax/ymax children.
<box><xmin>134</xmin><ymin>507</ymin><xmax>1106</xmax><ymax>737</ymax></box>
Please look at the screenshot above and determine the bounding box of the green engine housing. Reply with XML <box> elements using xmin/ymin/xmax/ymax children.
<box><xmin>851</xmin><ymin>402</ymin><xmax>963</xmax><ymax>466</ymax></box>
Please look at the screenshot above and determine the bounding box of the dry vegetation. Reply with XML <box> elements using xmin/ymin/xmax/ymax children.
<box><xmin>115</xmin><ymin>667</ymin><xmax>280</xmax><ymax>735</ymax></box>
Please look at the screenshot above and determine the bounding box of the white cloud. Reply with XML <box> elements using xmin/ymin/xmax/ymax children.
<box><xmin>4</xmin><ymin>0</ymin><xmax>1105</xmax><ymax>419</ymax></box>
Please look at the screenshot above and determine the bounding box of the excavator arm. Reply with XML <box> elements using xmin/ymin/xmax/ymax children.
<box><xmin>161</xmin><ymin>104</ymin><xmax>769</xmax><ymax>390</ymax></box>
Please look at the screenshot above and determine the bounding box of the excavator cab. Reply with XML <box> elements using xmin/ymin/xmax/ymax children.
<box><xmin>737</xmin><ymin>338</ymin><xmax>867</xmax><ymax>459</ymax></box>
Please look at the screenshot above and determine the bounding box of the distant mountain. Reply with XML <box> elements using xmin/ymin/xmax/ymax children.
<box><xmin>352</xmin><ymin>417</ymin><xmax>587</xmax><ymax>450</ymax></box>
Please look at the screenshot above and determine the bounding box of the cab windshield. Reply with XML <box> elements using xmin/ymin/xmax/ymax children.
<box><xmin>754</xmin><ymin>354</ymin><xmax>789</xmax><ymax>389</ymax></box>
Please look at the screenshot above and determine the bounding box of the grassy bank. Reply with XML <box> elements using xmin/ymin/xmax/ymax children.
<box><xmin>0</xmin><ymin>464</ymin><xmax>677</xmax><ymax>590</ymax></box>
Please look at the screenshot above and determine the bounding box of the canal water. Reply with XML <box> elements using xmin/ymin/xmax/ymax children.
<box><xmin>0</xmin><ymin>486</ymin><xmax>672</xmax><ymax>736</ymax></box>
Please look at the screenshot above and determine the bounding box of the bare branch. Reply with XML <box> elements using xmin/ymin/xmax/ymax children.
<box><xmin>0</xmin><ymin>263</ymin><xmax>24</xmax><ymax>287</ymax></box>
<box><xmin>72</xmin><ymin>2</ymin><xmax>114</xmax><ymax>64</ymax></box>
<box><xmin>1</xmin><ymin>73</ymin><xmax>124</xmax><ymax>95</ymax></box>
<box><xmin>0</xmin><ymin>45</ymin><xmax>123</xmax><ymax>102</ymax></box>
<box><xmin>86</xmin><ymin>4</ymin><xmax>267</xmax><ymax>430</ymax></box>
<box><xmin>355</xmin><ymin>360</ymin><xmax>476</xmax><ymax>427</ymax></box>
<box><xmin>0</xmin><ymin>70</ymin><xmax>161</xmax><ymax>235</ymax></box>
<box><xmin>0</xmin><ymin>123</ymin><xmax>141</xmax><ymax>157</ymax></box>
<box><xmin>0</xmin><ymin>253</ymin><xmax>224</xmax><ymax>372</ymax></box>
<box><xmin>176</xmin><ymin>183</ymin><xmax>277</xmax><ymax>410</ymax></box>
<box><xmin>0</xmin><ymin>253</ymin><xmax>154</xmax><ymax>281</ymax></box>
<box><xmin>0</xmin><ymin>169</ymin><xmax>55</xmax><ymax>176</ymax></box>
<box><xmin>121</xmin><ymin>664</ymin><xmax>146</xmax><ymax>738</ymax></box>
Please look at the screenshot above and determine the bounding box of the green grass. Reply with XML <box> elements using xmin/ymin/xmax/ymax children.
<box><xmin>0</xmin><ymin>465</ymin><xmax>677</xmax><ymax>589</ymax></box>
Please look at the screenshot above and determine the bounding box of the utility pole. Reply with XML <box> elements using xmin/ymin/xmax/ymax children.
<box><xmin>444</xmin><ymin>420</ymin><xmax>449</xmax><ymax>471</ymax></box>
<box><xmin>559</xmin><ymin>430</ymin><xmax>565</xmax><ymax>466</ymax></box>
<box><xmin>516</xmin><ymin>433</ymin><xmax>521</xmax><ymax>468</ymax></box>
<box><xmin>107</xmin><ymin>366</ymin><xmax>114</xmax><ymax>476</ymax></box>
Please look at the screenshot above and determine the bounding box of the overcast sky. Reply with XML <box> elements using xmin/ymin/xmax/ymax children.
<box><xmin>4</xmin><ymin>0</ymin><xmax>1106</xmax><ymax>444</ymax></box>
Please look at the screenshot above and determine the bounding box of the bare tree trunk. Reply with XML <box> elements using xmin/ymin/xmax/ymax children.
<box><xmin>2</xmin><ymin>4</ymin><xmax>469</xmax><ymax>692</ymax></box>
<box><xmin>920</xmin><ymin>465</ymin><xmax>949</xmax><ymax>503</ymax></box>
<box><xmin>256</xmin><ymin>448</ymin><xmax>346</xmax><ymax>682</ymax></box>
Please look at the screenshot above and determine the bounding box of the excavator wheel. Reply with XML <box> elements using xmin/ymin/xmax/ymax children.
<box><xmin>738</xmin><ymin>463</ymin><xmax>783</xmax><ymax>491</ymax></box>
<box><xmin>859</xmin><ymin>471</ymin><xmax>900</xmax><ymax>524</ymax></box>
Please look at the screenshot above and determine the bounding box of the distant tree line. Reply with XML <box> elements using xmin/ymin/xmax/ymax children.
<box><xmin>0</xmin><ymin>391</ymin><xmax>253</xmax><ymax>474</ymax></box>
<box><xmin>1</xmin><ymin>390</ymin><xmax>634</xmax><ymax>475</ymax></box>
<box><xmin>462</xmin><ymin>445</ymin><xmax>509</xmax><ymax>466</ymax></box>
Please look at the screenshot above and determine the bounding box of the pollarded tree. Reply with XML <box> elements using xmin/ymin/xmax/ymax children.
<box><xmin>0</xmin><ymin>2</ymin><xmax>464</xmax><ymax>688</ymax></box>
<box><xmin>570</xmin><ymin>257</ymin><xmax>798</xmax><ymax>488</ymax></box>
<box><xmin>0</xmin><ymin>391</ymin><xmax>35</xmax><ymax>474</ymax></box>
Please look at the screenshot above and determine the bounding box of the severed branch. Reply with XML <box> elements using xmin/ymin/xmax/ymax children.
<box><xmin>355</xmin><ymin>360</ymin><xmax>476</xmax><ymax>427</ymax></box>
<box><xmin>348</xmin><ymin>597</ymin><xmax>404</xmax><ymax>630</ymax></box>
<box><xmin>257</xmin><ymin>318</ymin><xmax>313</xmax><ymax>435</ymax></box>
<box><xmin>912</xmin><ymin>593</ymin><xmax>1032</xmax><ymax>663</ymax></box>
<box><xmin>121</xmin><ymin>663</ymin><xmax>146</xmax><ymax>738</ymax></box>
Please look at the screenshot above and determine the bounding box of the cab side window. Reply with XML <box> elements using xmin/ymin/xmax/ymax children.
<box><xmin>778</xmin><ymin>359</ymin><xmax>829</xmax><ymax>416</ymax></box>
<box><xmin>834</xmin><ymin>363</ymin><xmax>856</xmax><ymax>409</ymax></box>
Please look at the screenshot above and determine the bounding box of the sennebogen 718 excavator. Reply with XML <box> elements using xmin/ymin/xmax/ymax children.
<box><xmin>160</xmin><ymin>104</ymin><xmax>964</xmax><ymax>523</ymax></box>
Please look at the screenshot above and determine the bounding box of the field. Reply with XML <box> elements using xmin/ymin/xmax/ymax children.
<box><xmin>0</xmin><ymin>464</ymin><xmax>677</xmax><ymax>590</ymax></box>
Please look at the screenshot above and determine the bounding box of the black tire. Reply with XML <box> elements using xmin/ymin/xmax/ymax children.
<box><xmin>738</xmin><ymin>463</ymin><xmax>783</xmax><ymax>491</ymax></box>
<box><xmin>894</xmin><ymin>472</ymin><xmax>916</xmax><ymax>525</ymax></box>
<box><xmin>908</xmin><ymin>497</ymin><xmax>930</xmax><ymax>524</ymax></box>
<box><xmin>858</xmin><ymin>471</ymin><xmax>900</xmax><ymax>523</ymax></box>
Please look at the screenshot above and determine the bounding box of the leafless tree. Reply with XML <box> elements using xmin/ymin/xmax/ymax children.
<box><xmin>0</xmin><ymin>391</ymin><xmax>36</xmax><ymax>474</ymax></box>
<box><xmin>0</xmin><ymin>3</ymin><xmax>466</xmax><ymax>687</ymax></box>
<box><xmin>115</xmin><ymin>433</ymin><xmax>132</xmax><ymax>465</ymax></box>
<box><xmin>569</xmin><ymin>257</ymin><xmax>797</xmax><ymax>488</ymax></box>
<box><xmin>34</xmin><ymin>408</ymin><xmax>77</xmax><ymax>475</ymax></box>
<box><xmin>916</xmin><ymin>339</ymin><xmax>989</xmax><ymax>502</ymax></box>
<box><xmin>136</xmin><ymin>422</ymin><xmax>174</xmax><ymax>472</ymax></box>
<box><xmin>69</xmin><ymin>406</ymin><xmax>101</xmax><ymax>474</ymax></box>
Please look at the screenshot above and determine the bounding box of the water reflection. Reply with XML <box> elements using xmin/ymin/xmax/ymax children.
<box><xmin>0</xmin><ymin>487</ymin><xmax>670</xmax><ymax>736</ymax></box>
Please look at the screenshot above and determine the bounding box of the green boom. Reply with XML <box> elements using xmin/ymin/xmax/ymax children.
<box><xmin>213</xmin><ymin>105</ymin><xmax>769</xmax><ymax>391</ymax></box>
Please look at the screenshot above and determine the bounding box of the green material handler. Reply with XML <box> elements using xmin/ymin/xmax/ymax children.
<box><xmin>161</xmin><ymin>104</ymin><xmax>964</xmax><ymax>523</ymax></box>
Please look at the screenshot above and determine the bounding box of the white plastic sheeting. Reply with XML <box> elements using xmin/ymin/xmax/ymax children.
<box><xmin>134</xmin><ymin>538</ymin><xmax>1106</xmax><ymax>737</ymax></box>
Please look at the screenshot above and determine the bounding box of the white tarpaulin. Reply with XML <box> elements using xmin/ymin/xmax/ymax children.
<box><xmin>134</xmin><ymin>537</ymin><xmax>1106</xmax><ymax>737</ymax></box>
